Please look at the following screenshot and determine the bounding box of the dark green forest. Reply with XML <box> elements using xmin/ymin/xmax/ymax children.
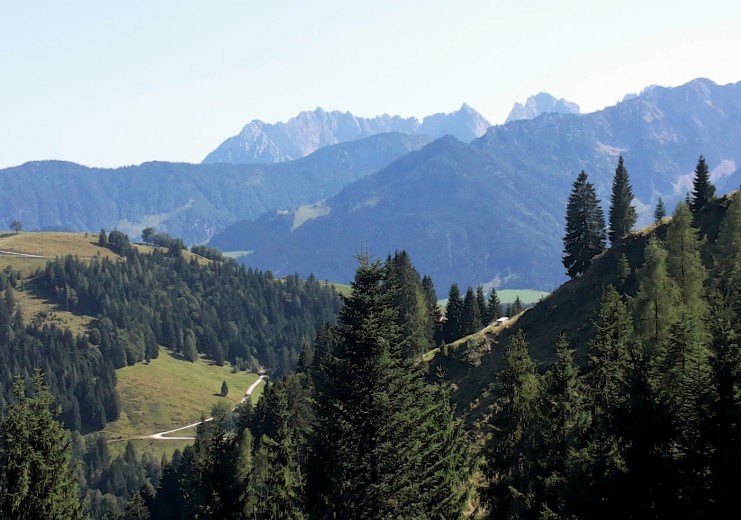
<box><xmin>2</xmin><ymin>157</ymin><xmax>741</xmax><ymax>519</ymax></box>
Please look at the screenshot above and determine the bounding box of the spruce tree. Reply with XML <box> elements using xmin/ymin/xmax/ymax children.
<box><xmin>691</xmin><ymin>155</ymin><xmax>716</xmax><ymax>214</ymax></box>
<box><xmin>485</xmin><ymin>330</ymin><xmax>540</xmax><ymax>517</ymax></box>
<box><xmin>484</xmin><ymin>287</ymin><xmax>502</xmax><ymax>324</ymax></box>
<box><xmin>577</xmin><ymin>286</ymin><xmax>634</xmax><ymax>517</ymax></box>
<box><xmin>535</xmin><ymin>334</ymin><xmax>587</xmax><ymax>518</ymax></box>
<box><xmin>253</xmin><ymin>385</ymin><xmax>304</xmax><ymax>519</ymax></box>
<box><xmin>0</xmin><ymin>373</ymin><xmax>86</xmax><ymax>520</ymax></box>
<box><xmin>705</xmin><ymin>292</ymin><xmax>741</xmax><ymax>516</ymax></box>
<box><xmin>713</xmin><ymin>194</ymin><xmax>741</xmax><ymax>299</ymax></box>
<box><xmin>461</xmin><ymin>286</ymin><xmax>482</xmax><ymax>336</ymax></box>
<box><xmin>444</xmin><ymin>283</ymin><xmax>464</xmax><ymax>343</ymax></box>
<box><xmin>654</xmin><ymin>196</ymin><xmax>667</xmax><ymax>223</ymax></box>
<box><xmin>563</xmin><ymin>170</ymin><xmax>606</xmax><ymax>278</ymax></box>
<box><xmin>309</xmin><ymin>257</ymin><xmax>469</xmax><ymax>519</ymax></box>
<box><xmin>608</xmin><ymin>156</ymin><xmax>637</xmax><ymax>244</ymax></box>
<box><xmin>421</xmin><ymin>275</ymin><xmax>444</xmax><ymax>346</ymax></box>
<box><xmin>476</xmin><ymin>285</ymin><xmax>487</xmax><ymax>325</ymax></box>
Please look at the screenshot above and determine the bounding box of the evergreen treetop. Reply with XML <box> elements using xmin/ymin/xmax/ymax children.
<box><xmin>691</xmin><ymin>155</ymin><xmax>716</xmax><ymax>214</ymax></box>
<box><xmin>563</xmin><ymin>170</ymin><xmax>607</xmax><ymax>278</ymax></box>
<box><xmin>608</xmin><ymin>155</ymin><xmax>637</xmax><ymax>244</ymax></box>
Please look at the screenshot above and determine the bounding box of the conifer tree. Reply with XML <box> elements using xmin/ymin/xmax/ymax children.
<box><xmin>705</xmin><ymin>292</ymin><xmax>741</xmax><ymax>516</ymax></box>
<box><xmin>608</xmin><ymin>156</ymin><xmax>637</xmax><ymax>244</ymax></box>
<box><xmin>617</xmin><ymin>253</ymin><xmax>631</xmax><ymax>283</ymax></box>
<box><xmin>253</xmin><ymin>385</ymin><xmax>304</xmax><ymax>519</ymax></box>
<box><xmin>421</xmin><ymin>275</ymin><xmax>444</xmax><ymax>347</ymax></box>
<box><xmin>563</xmin><ymin>170</ymin><xmax>606</xmax><ymax>278</ymax></box>
<box><xmin>485</xmin><ymin>330</ymin><xmax>540</xmax><ymax>517</ymax></box>
<box><xmin>309</xmin><ymin>257</ymin><xmax>469</xmax><ymax>519</ymax></box>
<box><xmin>484</xmin><ymin>287</ymin><xmax>502</xmax><ymax>324</ymax></box>
<box><xmin>476</xmin><ymin>285</ymin><xmax>487</xmax><ymax>324</ymax></box>
<box><xmin>444</xmin><ymin>283</ymin><xmax>464</xmax><ymax>343</ymax></box>
<box><xmin>654</xmin><ymin>196</ymin><xmax>667</xmax><ymax>223</ymax></box>
<box><xmin>634</xmin><ymin>236</ymin><xmax>680</xmax><ymax>350</ymax></box>
<box><xmin>665</xmin><ymin>201</ymin><xmax>708</xmax><ymax>315</ymax></box>
<box><xmin>461</xmin><ymin>286</ymin><xmax>482</xmax><ymax>336</ymax></box>
<box><xmin>386</xmin><ymin>251</ymin><xmax>434</xmax><ymax>356</ymax></box>
<box><xmin>713</xmin><ymin>194</ymin><xmax>741</xmax><ymax>299</ymax></box>
<box><xmin>510</xmin><ymin>295</ymin><xmax>524</xmax><ymax>316</ymax></box>
<box><xmin>535</xmin><ymin>334</ymin><xmax>587</xmax><ymax>518</ymax></box>
<box><xmin>0</xmin><ymin>372</ymin><xmax>86</xmax><ymax>520</ymax></box>
<box><xmin>691</xmin><ymin>155</ymin><xmax>716</xmax><ymax>214</ymax></box>
<box><xmin>576</xmin><ymin>286</ymin><xmax>634</xmax><ymax>517</ymax></box>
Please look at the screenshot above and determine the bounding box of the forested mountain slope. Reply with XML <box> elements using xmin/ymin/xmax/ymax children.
<box><xmin>0</xmin><ymin>133</ymin><xmax>431</xmax><ymax>244</ymax></box>
<box><xmin>0</xmin><ymin>232</ymin><xmax>341</xmax><ymax>434</ymax></box>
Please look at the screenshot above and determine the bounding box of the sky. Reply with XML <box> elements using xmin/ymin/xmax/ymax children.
<box><xmin>2</xmin><ymin>0</ymin><xmax>741</xmax><ymax>169</ymax></box>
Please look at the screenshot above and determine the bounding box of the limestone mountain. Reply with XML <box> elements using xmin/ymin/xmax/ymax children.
<box><xmin>505</xmin><ymin>92</ymin><xmax>580</xmax><ymax>123</ymax></box>
<box><xmin>211</xmin><ymin>78</ymin><xmax>741</xmax><ymax>291</ymax></box>
<box><xmin>202</xmin><ymin>105</ymin><xmax>490</xmax><ymax>164</ymax></box>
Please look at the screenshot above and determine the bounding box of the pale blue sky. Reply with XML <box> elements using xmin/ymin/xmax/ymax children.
<box><xmin>2</xmin><ymin>0</ymin><xmax>740</xmax><ymax>168</ymax></box>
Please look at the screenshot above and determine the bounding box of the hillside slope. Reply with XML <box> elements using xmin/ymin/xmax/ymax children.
<box><xmin>0</xmin><ymin>133</ymin><xmax>431</xmax><ymax>244</ymax></box>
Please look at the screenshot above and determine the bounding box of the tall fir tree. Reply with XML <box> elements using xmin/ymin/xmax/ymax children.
<box><xmin>444</xmin><ymin>283</ymin><xmax>464</xmax><ymax>343</ymax></box>
<box><xmin>421</xmin><ymin>275</ymin><xmax>444</xmax><ymax>346</ymax></box>
<box><xmin>309</xmin><ymin>257</ymin><xmax>469</xmax><ymax>519</ymax></box>
<box><xmin>563</xmin><ymin>170</ymin><xmax>607</xmax><ymax>278</ymax></box>
<box><xmin>0</xmin><ymin>372</ymin><xmax>86</xmax><ymax>520</ymax></box>
<box><xmin>713</xmin><ymin>193</ymin><xmax>741</xmax><ymax>300</ymax></box>
<box><xmin>572</xmin><ymin>286</ymin><xmax>634</xmax><ymax>517</ymax></box>
<box><xmin>461</xmin><ymin>286</ymin><xmax>482</xmax><ymax>336</ymax></box>
<box><xmin>705</xmin><ymin>292</ymin><xmax>741</xmax><ymax>516</ymax></box>
<box><xmin>691</xmin><ymin>155</ymin><xmax>716</xmax><ymax>214</ymax></box>
<box><xmin>535</xmin><ymin>334</ymin><xmax>587</xmax><ymax>519</ymax></box>
<box><xmin>253</xmin><ymin>384</ymin><xmax>304</xmax><ymax>520</ymax></box>
<box><xmin>654</xmin><ymin>196</ymin><xmax>667</xmax><ymax>223</ymax></box>
<box><xmin>476</xmin><ymin>285</ymin><xmax>488</xmax><ymax>325</ymax></box>
<box><xmin>485</xmin><ymin>330</ymin><xmax>541</xmax><ymax>518</ymax></box>
<box><xmin>484</xmin><ymin>287</ymin><xmax>502</xmax><ymax>324</ymax></box>
<box><xmin>608</xmin><ymin>156</ymin><xmax>637</xmax><ymax>244</ymax></box>
<box><xmin>386</xmin><ymin>251</ymin><xmax>434</xmax><ymax>357</ymax></box>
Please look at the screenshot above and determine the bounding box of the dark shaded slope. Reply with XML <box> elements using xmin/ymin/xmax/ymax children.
<box><xmin>216</xmin><ymin>135</ymin><xmax>564</xmax><ymax>291</ymax></box>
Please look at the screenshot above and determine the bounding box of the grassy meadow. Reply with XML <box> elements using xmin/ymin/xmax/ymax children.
<box><xmin>104</xmin><ymin>349</ymin><xmax>262</xmax><ymax>458</ymax></box>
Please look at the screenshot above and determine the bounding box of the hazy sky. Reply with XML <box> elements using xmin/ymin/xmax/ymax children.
<box><xmin>2</xmin><ymin>0</ymin><xmax>741</xmax><ymax>169</ymax></box>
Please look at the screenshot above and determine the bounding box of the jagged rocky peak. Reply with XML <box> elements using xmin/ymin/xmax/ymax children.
<box><xmin>202</xmin><ymin>105</ymin><xmax>491</xmax><ymax>165</ymax></box>
<box><xmin>505</xmin><ymin>92</ymin><xmax>580</xmax><ymax>123</ymax></box>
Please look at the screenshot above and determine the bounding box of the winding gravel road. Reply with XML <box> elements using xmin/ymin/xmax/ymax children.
<box><xmin>143</xmin><ymin>375</ymin><xmax>267</xmax><ymax>441</ymax></box>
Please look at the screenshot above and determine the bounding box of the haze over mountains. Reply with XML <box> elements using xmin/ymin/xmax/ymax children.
<box><xmin>202</xmin><ymin>104</ymin><xmax>491</xmax><ymax>164</ymax></box>
<box><xmin>2</xmin><ymin>78</ymin><xmax>740</xmax><ymax>291</ymax></box>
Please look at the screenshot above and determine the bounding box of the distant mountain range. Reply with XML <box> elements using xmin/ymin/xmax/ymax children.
<box><xmin>2</xmin><ymin>78</ymin><xmax>740</xmax><ymax>291</ymax></box>
<box><xmin>210</xmin><ymin>78</ymin><xmax>741</xmax><ymax>291</ymax></box>
<box><xmin>505</xmin><ymin>92</ymin><xmax>580</xmax><ymax>123</ymax></box>
<box><xmin>0</xmin><ymin>133</ymin><xmax>431</xmax><ymax>243</ymax></box>
<box><xmin>202</xmin><ymin>105</ymin><xmax>491</xmax><ymax>164</ymax></box>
